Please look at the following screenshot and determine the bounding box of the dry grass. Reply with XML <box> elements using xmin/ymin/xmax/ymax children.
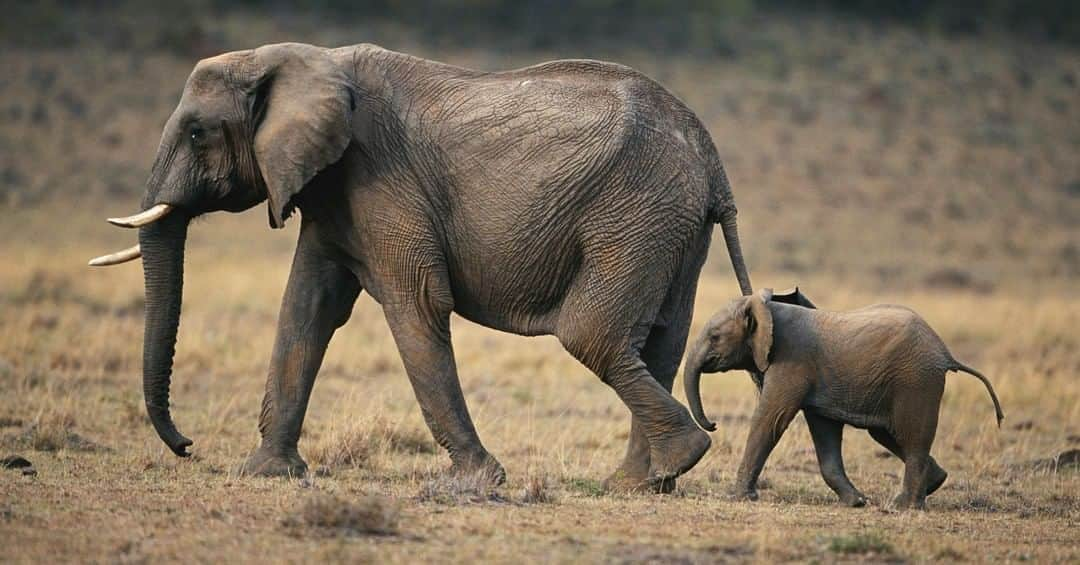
<box><xmin>283</xmin><ymin>491</ymin><xmax>400</xmax><ymax>537</ymax></box>
<box><xmin>1</xmin><ymin>215</ymin><xmax>1076</xmax><ymax>563</ymax></box>
<box><xmin>1</xmin><ymin>8</ymin><xmax>1078</xmax><ymax>565</ymax></box>
<box><xmin>307</xmin><ymin>415</ymin><xmax>436</xmax><ymax>472</ymax></box>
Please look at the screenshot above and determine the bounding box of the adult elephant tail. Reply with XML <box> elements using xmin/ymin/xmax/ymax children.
<box><xmin>708</xmin><ymin>166</ymin><xmax>753</xmax><ymax>297</ymax></box>
<box><xmin>718</xmin><ymin>209</ymin><xmax>753</xmax><ymax>297</ymax></box>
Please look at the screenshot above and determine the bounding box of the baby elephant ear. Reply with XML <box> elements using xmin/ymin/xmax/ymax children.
<box><xmin>772</xmin><ymin>285</ymin><xmax>817</xmax><ymax>309</ymax></box>
<box><xmin>250</xmin><ymin>44</ymin><xmax>354</xmax><ymax>228</ymax></box>
<box><xmin>748</xmin><ymin>293</ymin><xmax>774</xmax><ymax>372</ymax></box>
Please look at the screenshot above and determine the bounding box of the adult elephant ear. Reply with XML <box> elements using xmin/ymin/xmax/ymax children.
<box><xmin>249</xmin><ymin>43</ymin><xmax>354</xmax><ymax>228</ymax></box>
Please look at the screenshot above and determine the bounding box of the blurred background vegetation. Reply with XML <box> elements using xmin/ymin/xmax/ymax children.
<box><xmin>1</xmin><ymin>1</ymin><xmax>1077</xmax><ymax>292</ymax></box>
<box><xmin>3</xmin><ymin>0</ymin><xmax>1079</xmax><ymax>54</ymax></box>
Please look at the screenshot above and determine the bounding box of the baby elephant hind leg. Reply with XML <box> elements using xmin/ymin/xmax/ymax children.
<box><xmin>888</xmin><ymin>399</ymin><xmax>941</xmax><ymax>510</ymax></box>
<box><xmin>805</xmin><ymin>413</ymin><xmax>867</xmax><ymax>507</ymax></box>
<box><xmin>868</xmin><ymin>427</ymin><xmax>948</xmax><ymax>496</ymax></box>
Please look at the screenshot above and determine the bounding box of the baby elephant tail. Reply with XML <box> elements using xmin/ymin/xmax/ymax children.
<box><xmin>950</xmin><ymin>362</ymin><xmax>1005</xmax><ymax>427</ymax></box>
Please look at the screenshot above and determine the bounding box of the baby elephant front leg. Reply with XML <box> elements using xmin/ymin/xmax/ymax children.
<box><xmin>733</xmin><ymin>378</ymin><xmax>806</xmax><ymax>500</ymax></box>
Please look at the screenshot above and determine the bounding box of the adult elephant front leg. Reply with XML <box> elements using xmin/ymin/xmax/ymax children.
<box><xmin>240</xmin><ymin>226</ymin><xmax>360</xmax><ymax>477</ymax></box>
<box><xmin>384</xmin><ymin>296</ymin><xmax>504</xmax><ymax>483</ymax></box>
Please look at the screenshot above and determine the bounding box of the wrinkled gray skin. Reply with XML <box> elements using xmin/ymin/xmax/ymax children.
<box><xmin>124</xmin><ymin>43</ymin><xmax>755</xmax><ymax>491</ymax></box>
<box><xmin>684</xmin><ymin>289</ymin><xmax>1004</xmax><ymax>509</ymax></box>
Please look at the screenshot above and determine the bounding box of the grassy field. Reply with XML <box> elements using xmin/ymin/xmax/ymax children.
<box><xmin>2</xmin><ymin>7</ymin><xmax>1079</xmax><ymax>564</ymax></box>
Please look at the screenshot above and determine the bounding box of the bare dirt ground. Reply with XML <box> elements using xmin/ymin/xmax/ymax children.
<box><xmin>1</xmin><ymin>8</ymin><xmax>1078</xmax><ymax>564</ymax></box>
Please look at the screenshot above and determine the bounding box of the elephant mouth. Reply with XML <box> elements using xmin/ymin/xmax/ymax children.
<box><xmin>88</xmin><ymin>204</ymin><xmax>176</xmax><ymax>266</ymax></box>
<box><xmin>700</xmin><ymin>355</ymin><xmax>727</xmax><ymax>374</ymax></box>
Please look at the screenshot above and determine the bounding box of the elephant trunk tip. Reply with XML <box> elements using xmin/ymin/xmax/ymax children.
<box><xmin>147</xmin><ymin>403</ymin><xmax>193</xmax><ymax>457</ymax></box>
<box><xmin>698</xmin><ymin>417</ymin><xmax>717</xmax><ymax>433</ymax></box>
<box><xmin>683</xmin><ymin>352</ymin><xmax>717</xmax><ymax>433</ymax></box>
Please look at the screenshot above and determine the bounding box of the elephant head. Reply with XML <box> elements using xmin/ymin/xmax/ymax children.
<box><xmin>88</xmin><ymin>44</ymin><xmax>356</xmax><ymax>456</ymax></box>
<box><xmin>683</xmin><ymin>287</ymin><xmax>817</xmax><ymax>431</ymax></box>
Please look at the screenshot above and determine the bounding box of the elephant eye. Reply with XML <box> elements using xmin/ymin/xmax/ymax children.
<box><xmin>189</xmin><ymin>126</ymin><xmax>203</xmax><ymax>144</ymax></box>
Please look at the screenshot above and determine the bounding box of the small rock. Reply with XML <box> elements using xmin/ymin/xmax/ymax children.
<box><xmin>1011</xmin><ymin>420</ymin><xmax>1035</xmax><ymax>431</ymax></box>
<box><xmin>1</xmin><ymin>456</ymin><xmax>32</xmax><ymax>469</ymax></box>
<box><xmin>21</xmin><ymin>467</ymin><xmax>37</xmax><ymax>477</ymax></box>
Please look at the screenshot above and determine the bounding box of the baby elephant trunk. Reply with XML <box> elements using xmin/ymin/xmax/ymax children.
<box><xmin>683</xmin><ymin>341</ymin><xmax>716</xmax><ymax>432</ymax></box>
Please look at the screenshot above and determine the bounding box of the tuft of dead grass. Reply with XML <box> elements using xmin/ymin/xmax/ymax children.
<box><xmin>416</xmin><ymin>468</ymin><xmax>507</xmax><ymax>505</ymax></box>
<box><xmin>0</xmin><ymin>409</ymin><xmax>102</xmax><ymax>453</ymax></box>
<box><xmin>518</xmin><ymin>474</ymin><xmax>555</xmax><ymax>504</ymax></box>
<box><xmin>306</xmin><ymin>416</ymin><xmax>436</xmax><ymax>471</ymax></box>
<box><xmin>283</xmin><ymin>491</ymin><xmax>400</xmax><ymax>537</ymax></box>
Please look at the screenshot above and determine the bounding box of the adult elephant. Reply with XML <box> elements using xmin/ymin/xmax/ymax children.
<box><xmin>90</xmin><ymin>43</ymin><xmax>753</xmax><ymax>492</ymax></box>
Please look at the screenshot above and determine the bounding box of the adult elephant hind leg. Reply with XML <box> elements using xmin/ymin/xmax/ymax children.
<box><xmin>805</xmin><ymin>412</ymin><xmax>866</xmax><ymax>507</ymax></box>
<box><xmin>239</xmin><ymin>236</ymin><xmax>361</xmax><ymax>477</ymax></box>
<box><xmin>384</xmin><ymin>305</ymin><xmax>504</xmax><ymax>484</ymax></box>
<box><xmin>559</xmin><ymin>320</ymin><xmax>709</xmax><ymax>487</ymax></box>
<box><xmin>605</xmin><ymin>354</ymin><xmax>710</xmax><ymax>485</ymax></box>
<box><xmin>604</xmin><ymin>267</ymin><xmax>702</xmax><ymax>494</ymax></box>
<box><xmin>603</xmin><ymin>328</ymin><xmax>684</xmax><ymax>494</ymax></box>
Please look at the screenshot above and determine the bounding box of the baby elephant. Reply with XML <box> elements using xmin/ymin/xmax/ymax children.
<box><xmin>684</xmin><ymin>288</ymin><xmax>1004</xmax><ymax>509</ymax></box>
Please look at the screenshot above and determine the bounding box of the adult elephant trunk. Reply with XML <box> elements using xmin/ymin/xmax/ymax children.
<box><xmin>138</xmin><ymin>211</ymin><xmax>193</xmax><ymax>456</ymax></box>
<box><xmin>720</xmin><ymin>210</ymin><xmax>753</xmax><ymax>296</ymax></box>
<box><xmin>682</xmin><ymin>341</ymin><xmax>716</xmax><ymax>432</ymax></box>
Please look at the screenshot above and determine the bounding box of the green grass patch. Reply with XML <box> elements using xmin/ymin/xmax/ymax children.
<box><xmin>565</xmin><ymin>477</ymin><xmax>605</xmax><ymax>497</ymax></box>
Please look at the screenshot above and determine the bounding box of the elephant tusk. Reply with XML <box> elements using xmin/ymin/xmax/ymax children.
<box><xmin>88</xmin><ymin>244</ymin><xmax>142</xmax><ymax>266</ymax></box>
<box><xmin>107</xmin><ymin>204</ymin><xmax>173</xmax><ymax>228</ymax></box>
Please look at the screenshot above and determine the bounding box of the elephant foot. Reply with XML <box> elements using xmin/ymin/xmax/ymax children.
<box><xmin>926</xmin><ymin>466</ymin><xmax>948</xmax><ymax>496</ymax></box>
<box><xmin>646</xmin><ymin>424</ymin><xmax>711</xmax><ymax>485</ymax></box>
<box><xmin>839</xmin><ymin>491</ymin><xmax>868</xmax><ymax>508</ymax></box>
<box><xmin>603</xmin><ymin>467</ymin><xmax>675</xmax><ymax>494</ymax></box>
<box><xmin>449</xmin><ymin>451</ymin><xmax>506</xmax><ymax>486</ymax></box>
<box><xmin>888</xmin><ymin>494</ymin><xmax>927</xmax><ymax>511</ymax></box>
<box><xmin>237</xmin><ymin>446</ymin><xmax>307</xmax><ymax>478</ymax></box>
